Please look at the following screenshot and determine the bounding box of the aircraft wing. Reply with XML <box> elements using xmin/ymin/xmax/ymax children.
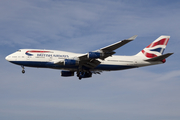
<box><xmin>78</xmin><ymin>35</ymin><xmax>137</xmax><ymax>61</ymax></box>
<box><xmin>99</xmin><ymin>35</ymin><xmax>137</xmax><ymax>52</ymax></box>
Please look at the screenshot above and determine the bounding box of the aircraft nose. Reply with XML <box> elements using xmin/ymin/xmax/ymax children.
<box><xmin>5</xmin><ymin>55</ymin><xmax>10</xmax><ymax>61</ymax></box>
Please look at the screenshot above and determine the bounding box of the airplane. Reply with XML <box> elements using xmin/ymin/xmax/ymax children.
<box><xmin>5</xmin><ymin>35</ymin><xmax>173</xmax><ymax>80</ymax></box>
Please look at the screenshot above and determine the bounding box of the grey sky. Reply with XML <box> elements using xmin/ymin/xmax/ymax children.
<box><xmin>0</xmin><ymin>0</ymin><xmax>180</xmax><ymax>120</ymax></box>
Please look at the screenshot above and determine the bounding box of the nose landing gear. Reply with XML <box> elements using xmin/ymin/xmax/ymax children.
<box><xmin>22</xmin><ymin>69</ymin><xmax>25</xmax><ymax>74</ymax></box>
<box><xmin>21</xmin><ymin>66</ymin><xmax>25</xmax><ymax>74</ymax></box>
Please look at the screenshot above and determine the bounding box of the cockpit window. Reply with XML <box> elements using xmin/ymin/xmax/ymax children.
<box><xmin>17</xmin><ymin>50</ymin><xmax>21</xmax><ymax>52</ymax></box>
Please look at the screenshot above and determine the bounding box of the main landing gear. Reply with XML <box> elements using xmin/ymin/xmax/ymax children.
<box><xmin>21</xmin><ymin>65</ymin><xmax>25</xmax><ymax>74</ymax></box>
<box><xmin>77</xmin><ymin>71</ymin><xmax>81</xmax><ymax>80</ymax></box>
<box><xmin>77</xmin><ymin>70</ymin><xmax>92</xmax><ymax>80</ymax></box>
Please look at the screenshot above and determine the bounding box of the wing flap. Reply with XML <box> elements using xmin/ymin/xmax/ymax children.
<box><xmin>83</xmin><ymin>59</ymin><xmax>101</xmax><ymax>69</ymax></box>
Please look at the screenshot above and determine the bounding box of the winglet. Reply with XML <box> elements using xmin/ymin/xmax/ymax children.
<box><xmin>127</xmin><ymin>35</ymin><xmax>138</xmax><ymax>41</ymax></box>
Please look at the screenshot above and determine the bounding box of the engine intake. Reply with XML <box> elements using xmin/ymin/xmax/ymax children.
<box><xmin>61</xmin><ymin>71</ymin><xmax>74</xmax><ymax>77</ymax></box>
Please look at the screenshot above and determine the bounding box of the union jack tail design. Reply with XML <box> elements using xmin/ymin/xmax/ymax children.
<box><xmin>136</xmin><ymin>36</ymin><xmax>170</xmax><ymax>58</ymax></box>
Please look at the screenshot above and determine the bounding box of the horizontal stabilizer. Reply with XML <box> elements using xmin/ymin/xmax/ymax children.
<box><xmin>145</xmin><ymin>53</ymin><xmax>174</xmax><ymax>62</ymax></box>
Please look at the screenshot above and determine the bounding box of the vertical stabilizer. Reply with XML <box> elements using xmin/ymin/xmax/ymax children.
<box><xmin>135</xmin><ymin>35</ymin><xmax>170</xmax><ymax>58</ymax></box>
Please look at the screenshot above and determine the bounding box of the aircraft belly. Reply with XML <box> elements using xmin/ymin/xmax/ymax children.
<box><xmin>10</xmin><ymin>61</ymin><xmax>137</xmax><ymax>71</ymax></box>
<box><xmin>94</xmin><ymin>64</ymin><xmax>137</xmax><ymax>71</ymax></box>
<box><xmin>10</xmin><ymin>61</ymin><xmax>50</xmax><ymax>68</ymax></box>
<box><xmin>10</xmin><ymin>61</ymin><xmax>78</xmax><ymax>70</ymax></box>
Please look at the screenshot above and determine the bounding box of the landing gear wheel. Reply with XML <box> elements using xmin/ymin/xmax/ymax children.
<box><xmin>21</xmin><ymin>66</ymin><xmax>25</xmax><ymax>74</ymax></box>
<box><xmin>22</xmin><ymin>70</ymin><xmax>25</xmax><ymax>74</ymax></box>
<box><xmin>79</xmin><ymin>77</ymin><xmax>82</xmax><ymax>80</ymax></box>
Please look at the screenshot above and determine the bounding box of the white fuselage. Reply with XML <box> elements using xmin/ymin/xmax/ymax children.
<box><xmin>5</xmin><ymin>49</ymin><xmax>162</xmax><ymax>71</ymax></box>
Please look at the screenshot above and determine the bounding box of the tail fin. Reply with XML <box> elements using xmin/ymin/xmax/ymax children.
<box><xmin>136</xmin><ymin>35</ymin><xmax>170</xmax><ymax>58</ymax></box>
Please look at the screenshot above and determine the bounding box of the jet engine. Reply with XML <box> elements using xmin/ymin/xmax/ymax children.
<box><xmin>64</xmin><ymin>59</ymin><xmax>79</xmax><ymax>66</ymax></box>
<box><xmin>88</xmin><ymin>52</ymin><xmax>104</xmax><ymax>59</ymax></box>
<box><xmin>61</xmin><ymin>71</ymin><xmax>74</xmax><ymax>77</ymax></box>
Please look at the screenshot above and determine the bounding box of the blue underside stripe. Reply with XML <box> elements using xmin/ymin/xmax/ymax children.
<box><xmin>10</xmin><ymin>61</ymin><xmax>136</xmax><ymax>70</ymax></box>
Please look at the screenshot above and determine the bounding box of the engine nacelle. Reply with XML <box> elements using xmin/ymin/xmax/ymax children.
<box><xmin>88</xmin><ymin>52</ymin><xmax>103</xmax><ymax>59</ymax></box>
<box><xmin>61</xmin><ymin>71</ymin><xmax>74</xmax><ymax>77</ymax></box>
<box><xmin>64</xmin><ymin>59</ymin><xmax>78</xmax><ymax>66</ymax></box>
